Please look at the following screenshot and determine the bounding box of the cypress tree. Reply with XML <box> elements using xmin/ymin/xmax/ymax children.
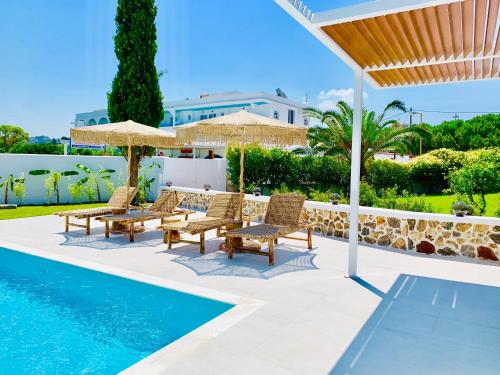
<box><xmin>107</xmin><ymin>0</ymin><xmax>164</xmax><ymax>188</ymax></box>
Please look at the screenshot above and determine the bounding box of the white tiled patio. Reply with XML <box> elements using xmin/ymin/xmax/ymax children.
<box><xmin>1</xmin><ymin>212</ymin><xmax>499</xmax><ymax>374</ymax></box>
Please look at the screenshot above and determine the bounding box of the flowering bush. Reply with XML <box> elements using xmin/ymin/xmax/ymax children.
<box><xmin>408</xmin><ymin>154</ymin><xmax>446</xmax><ymax>193</ymax></box>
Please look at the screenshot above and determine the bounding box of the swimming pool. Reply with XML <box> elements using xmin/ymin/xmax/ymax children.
<box><xmin>0</xmin><ymin>247</ymin><xmax>234</xmax><ymax>374</ymax></box>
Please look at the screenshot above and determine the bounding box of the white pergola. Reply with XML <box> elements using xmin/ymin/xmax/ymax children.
<box><xmin>274</xmin><ymin>0</ymin><xmax>499</xmax><ymax>277</ymax></box>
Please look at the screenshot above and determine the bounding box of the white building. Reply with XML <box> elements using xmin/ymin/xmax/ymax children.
<box><xmin>75</xmin><ymin>90</ymin><xmax>307</xmax><ymax>128</ymax></box>
<box><xmin>74</xmin><ymin>91</ymin><xmax>306</xmax><ymax>158</ymax></box>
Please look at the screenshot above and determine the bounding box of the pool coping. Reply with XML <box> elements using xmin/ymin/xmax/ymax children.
<box><xmin>0</xmin><ymin>240</ymin><xmax>265</xmax><ymax>374</ymax></box>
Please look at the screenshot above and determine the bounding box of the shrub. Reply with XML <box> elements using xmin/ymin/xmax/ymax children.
<box><xmin>366</xmin><ymin>160</ymin><xmax>411</xmax><ymax>192</ymax></box>
<box><xmin>426</xmin><ymin>148</ymin><xmax>465</xmax><ymax>171</ymax></box>
<box><xmin>408</xmin><ymin>154</ymin><xmax>446</xmax><ymax>193</ymax></box>
<box><xmin>359</xmin><ymin>181</ymin><xmax>378</xmax><ymax>206</ymax></box>
<box><xmin>67</xmin><ymin>180</ymin><xmax>85</xmax><ymax>203</ymax></box>
<box><xmin>319</xmin><ymin>156</ymin><xmax>350</xmax><ymax>191</ymax></box>
<box><xmin>227</xmin><ymin>144</ymin><xmax>271</xmax><ymax>192</ymax></box>
<box><xmin>465</xmin><ymin>147</ymin><xmax>500</xmax><ymax>164</ymax></box>
<box><xmin>227</xmin><ymin>145</ymin><xmax>350</xmax><ymax>193</ymax></box>
<box><xmin>8</xmin><ymin>142</ymin><xmax>64</xmax><ymax>155</ymax></box>
<box><xmin>448</xmin><ymin>160</ymin><xmax>499</xmax><ymax>215</ymax></box>
<box><xmin>372</xmin><ymin>187</ymin><xmax>433</xmax><ymax>213</ymax></box>
<box><xmin>309</xmin><ymin>189</ymin><xmax>346</xmax><ymax>204</ymax></box>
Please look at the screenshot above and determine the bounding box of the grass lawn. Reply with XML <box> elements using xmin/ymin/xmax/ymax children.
<box><xmin>0</xmin><ymin>203</ymin><xmax>107</xmax><ymax>220</ymax></box>
<box><xmin>422</xmin><ymin>193</ymin><xmax>500</xmax><ymax>217</ymax></box>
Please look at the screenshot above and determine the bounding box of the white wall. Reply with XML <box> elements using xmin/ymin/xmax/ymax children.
<box><xmin>0</xmin><ymin>154</ymin><xmax>227</xmax><ymax>205</ymax></box>
<box><xmin>161</xmin><ymin>158</ymin><xmax>227</xmax><ymax>192</ymax></box>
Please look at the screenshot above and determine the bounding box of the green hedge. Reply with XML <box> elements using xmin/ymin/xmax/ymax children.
<box><xmin>227</xmin><ymin>144</ymin><xmax>349</xmax><ymax>194</ymax></box>
<box><xmin>366</xmin><ymin>160</ymin><xmax>411</xmax><ymax>192</ymax></box>
<box><xmin>226</xmin><ymin>145</ymin><xmax>500</xmax><ymax>195</ymax></box>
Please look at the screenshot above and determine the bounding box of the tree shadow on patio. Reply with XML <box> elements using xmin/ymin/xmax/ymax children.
<box><xmin>161</xmin><ymin>240</ymin><xmax>318</xmax><ymax>280</ymax></box>
<box><xmin>58</xmin><ymin>228</ymin><xmax>165</xmax><ymax>250</ymax></box>
<box><xmin>330</xmin><ymin>274</ymin><xmax>500</xmax><ymax>375</ymax></box>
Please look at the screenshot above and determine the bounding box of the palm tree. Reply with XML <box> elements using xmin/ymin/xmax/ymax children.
<box><xmin>302</xmin><ymin>100</ymin><xmax>429</xmax><ymax>175</ymax></box>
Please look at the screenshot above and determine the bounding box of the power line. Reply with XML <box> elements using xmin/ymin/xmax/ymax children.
<box><xmin>413</xmin><ymin>109</ymin><xmax>500</xmax><ymax>114</ymax></box>
<box><xmin>385</xmin><ymin>112</ymin><xmax>407</xmax><ymax>120</ymax></box>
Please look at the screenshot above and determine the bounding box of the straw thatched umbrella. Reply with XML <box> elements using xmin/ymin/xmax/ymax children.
<box><xmin>70</xmin><ymin>120</ymin><xmax>177</xmax><ymax>205</ymax></box>
<box><xmin>175</xmin><ymin>110</ymin><xmax>308</xmax><ymax>220</ymax></box>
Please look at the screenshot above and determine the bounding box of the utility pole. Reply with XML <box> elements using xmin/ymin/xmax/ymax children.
<box><xmin>452</xmin><ymin>113</ymin><xmax>460</xmax><ymax>120</ymax></box>
<box><xmin>418</xmin><ymin>112</ymin><xmax>423</xmax><ymax>155</ymax></box>
<box><xmin>409</xmin><ymin>108</ymin><xmax>424</xmax><ymax>155</ymax></box>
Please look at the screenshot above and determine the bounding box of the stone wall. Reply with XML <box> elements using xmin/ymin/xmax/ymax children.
<box><xmin>170</xmin><ymin>187</ymin><xmax>500</xmax><ymax>264</ymax></box>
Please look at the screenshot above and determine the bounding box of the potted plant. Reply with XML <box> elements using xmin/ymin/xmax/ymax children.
<box><xmin>253</xmin><ymin>187</ymin><xmax>261</xmax><ymax>196</ymax></box>
<box><xmin>452</xmin><ymin>201</ymin><xmax>471</xmax><ymax>217</ymax></box>
<box><xmin>330</xmin><ymin>193</ymin><xmax>341</xmax><ymax>205</ymax></box>
<box><xmin>203</xmin><ymin>184</ymin><xmax>211</xmax><ymax>191</ymax></box>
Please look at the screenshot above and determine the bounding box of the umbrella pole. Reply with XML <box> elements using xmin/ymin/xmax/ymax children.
<box><xmin>239</xmin><ymin>142</ymin><xmax>245</xmax><ymax>221</ymax></box>
<box><xmin>127</xmin><ymin>140</ymin><xmax>132</xmax><ymax>213</ymax></box>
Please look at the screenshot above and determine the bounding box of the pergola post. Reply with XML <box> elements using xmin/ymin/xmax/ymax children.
<box><xmin>347</xmin><ymin>69</ymin><xmax>364</xmax><ymax>278</ymax></box>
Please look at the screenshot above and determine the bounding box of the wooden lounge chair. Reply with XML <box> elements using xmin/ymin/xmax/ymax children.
<box><xmin>55</xmin><ymin>186</ymin><xmax>137</xmax><ymax>235</ymax></box>
<box><xmin>159</xmin><ymin>193</ymin><xmax>239</xmax><ymax>254</ymax></box>
<box><xmin>225</xmin><ymin>193</ymin><xmax>312</xmax><ymax>265</ymax></box>
<box><xmin>97</xmin><ymin>190</ymin><xmax>194</xmax><ymax>242</ymax></box>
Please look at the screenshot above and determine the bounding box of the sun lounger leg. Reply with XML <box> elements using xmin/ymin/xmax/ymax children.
<box><xmin>65</xmin><ymin>216</ymin><xmax>69</xmax><ymax>232</ymax></box>
<box><xmin>86</xmin><ymin>216</ymin><xmax>90</xmax><ymax>235</ymax></box>
<box><xmin>274</xmin><ymin>238</ymin><xmax>278</xmax><ymax>244</ymax></box>
<box><xmin>227</xmin><ymin>238</ymin><xmax>233</xmax><ymax>259</ymax></box>
<box><xmin>200</xmin><ymin>231</ymin><xmax>205</xmax><ymax>254</ymax></box>
<box><xmin>307</xmin><ymin>227</ymin><xmax>313</xmax><ymax>250</ymax></box>
<box><xmin>129</xmin><ymin>223</ymin><xmax>135</xmax><ymax>242</ymax></box>
<box><xmin>105</xmin><ymin>221</ymin><xmax>110</xmax><ymax>238</ymax></box>
<box><xmin>167</xmin><ymin>230</ymin><xmax>172</xmax><ymax>249</ymax></box>
<box><xmin>268</xmin><ymin>240</ymin><xmax>275</xmax><ymax>266</ymax></box>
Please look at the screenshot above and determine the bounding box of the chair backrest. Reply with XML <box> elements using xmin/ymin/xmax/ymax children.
<box><xmin>149</xmin><ymin>190</ymin><xmax>178</xmax><ymax>213</ymax></box>
<box><xmin>206</xmin><ymin>193</ymin><xmax>239</xmax><ymax>219</ymax></box>
<box><xmin>107</xmin><ymin>186</ymin><xmax>138</xmax><ymax>208</ymax></box>
<box><xmin>264</xmin><ymin>194</ymin><xmax>305</xmax><ymax>227</ymax></box>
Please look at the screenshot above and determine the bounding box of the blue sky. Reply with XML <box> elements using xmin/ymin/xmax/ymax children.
<box><xmin>0</xmin><ymin>0</ymin><xmax>498</xmax><ymax>137</ymax></box>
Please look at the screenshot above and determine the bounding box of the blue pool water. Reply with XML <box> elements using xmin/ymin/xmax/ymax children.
<box><xmin>0</xmin><ymin>247</ymin><xmax>233</xmax><ymax>374</ymax></box>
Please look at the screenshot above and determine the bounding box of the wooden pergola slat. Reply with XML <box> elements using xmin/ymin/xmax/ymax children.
<box><xmin>312</xmin><ymin>0</ymin><xmax>500</xmax><ymax>86</ymax></box>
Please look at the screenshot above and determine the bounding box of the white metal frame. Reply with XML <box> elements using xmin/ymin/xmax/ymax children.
<box><xmin>347</xmin><ymin>70</ymin><xmax>364</xmax><ymax>277</ymax></box>
<box><xmin>274</xmin><ymin>0</ymin><xmax>381</xmax><ymax>88</ymax></box>
<box><xmin>311</xmin><ymin>0</ymin><xmax>463</xmax><ymax>27</ymax></box>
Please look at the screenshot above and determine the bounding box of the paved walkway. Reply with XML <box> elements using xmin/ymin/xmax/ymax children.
<box><xmin>1</xmin><ymin>213</ymin><xmax>499</xmax><ymax>374</ymax></box>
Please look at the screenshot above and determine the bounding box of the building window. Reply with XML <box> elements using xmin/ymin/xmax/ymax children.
<box><xmin>287</xmin><ymin>110</ymin><xmax>295</xmax><ymax>124</ymax></box>
<box><xmin>98</xmin><ymin>117</ymin><xmax>109</xmax><ymax>124</ymax></box>
<box><xmin>221</xmin><ymin>112</ymin><xmax>224</xmax><ymax>116</ymax></box>
<box><xmin>304</xmin><ymin>118</ymin><xmax>309</xmax><ymax>126</ymax></box>
<box><xmin>88</xmin><ymin>119</ymin><xmax>96</xmax><ymax>125</ymax></box>
<box><xmin>200</xmin><ymin>114</ymin><xmax>208</xmax><ymax>120</ymax></box>
<box><xmin>209</xmin><ymin>113</ymin><xmax>216</xmax><ymax>119</ymax></box>
<box><xmin>188</xmin><ymin>114</ymin><xmax>192</xmax><ymax>121</ymax></box>
<box><xmin>273</xmin><ymin>111</ymin><xmax>279</xmax><ymax>120</ymax></box>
